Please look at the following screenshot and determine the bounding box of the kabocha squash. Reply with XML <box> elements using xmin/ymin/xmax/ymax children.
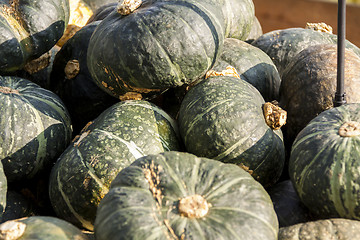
<box><xmin>0</xmin><ymin>161</ymin><xmax>6</xmax><ymax>221</ymax></box>
<box><xmin>289</xmin><ymin>103</ymin><xmax>360</xmax><ymax>220</ymax></box>
<box><xmin>178</xmin><ymin>75</ymin><xmax>286</xmax><ymax>187</ymax></box>
<box><xmin>0</xmin><ymin>216</ymin><xmax>90</xmax><ymax>239</ymax></box>
<box><xmin>0</xmin><ymin>76</ymin><xmax>72</xmax><ymax>183</ymax></box>
<box><xmin>211</xmin><ymin>38</ymin><xmax>281</xmax><ymax>101</ymax></box>
<box><xmin>87</xmin><ymin>0</ymin><xmax>226</xmax><ymax>99</ymax></box>
<box><xmin>49</xmin><ymin>100</ymin><xmax>182</xmax><ymax>230</ymax></box>
<box><xmin>280</xmin><ymin>44</ymin><xmax>360</xmax><ymax>148</ymax></box>
<box><xmin>94</xmin><ymin>151</ymin><xmax>279</xmax><ymax>240</ymax></box>
<box><xmin>0</xmin><ymin>0</ymin><xmax>70</xmax><ymax>74</ymax></box>
<box><xmin>50</xmin><ymin>21</ymin><xmax>118</xmax><ymax>135</ymax></box>
<box><xmin>278</xmin><ymin>218</ymin><xmax>360</xmax><ymax>240</ymax></box>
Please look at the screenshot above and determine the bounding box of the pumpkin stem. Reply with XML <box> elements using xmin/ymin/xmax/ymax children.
<box><xmin>0</xmin><ymin>220</ymin><xmax>27</xmax><ymax>240</ymax></box>
<box><xmin>339</xmin><ymin>121</ymin><xmax>360</xmax><ymax>137</ymax></box>
<box><xmin>205</xmin><ymin>66</ymin><xmax>240</xmax><ymax>79</ymax></box>
<box><xmin>178</xmin><ymin>195</ymin><xmax>211</xmax><ymax>218</ymax></box>
<box><xmin>117</xmin><ymin>0</ymin><xmax>142</xmax><ymax>15</ymax></box>
<box><xmin>262</xmin><ymin>101</ymin><xmax>287</xmax><ymax>130</ymax></box>
<box><xmin>24</xmin><ymin>51</ymin><xmax>51</xmax><ymax>75</ymax></box>
<box><xmin>305</xmin><ymin>22</ymin><xmax>333</xmax><ymax>34</ymax></box>
<box><xmin>65</xmin><ymin>59</ymin><xmax>80</xmax><ymax>79</ymax></box>
<box><xmin>0</xmin><ymin>86</ymin><xmax>20</xmax><ymax>95</ymax></box>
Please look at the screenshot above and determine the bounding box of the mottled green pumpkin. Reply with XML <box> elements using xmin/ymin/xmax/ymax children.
<box><xmin>87</xmin><ymin>0</ymin><xmax>226</xmax><ymax>99</ymax></box>
<box><xmin>178</xmin><ymin>75</ymin><xmax>286</xmax><ymax>187</ymax></box>
<box><xmin>0</xmin><ymin>76</ymin><xmax>72</xmax><ymax>183</ymax></box>
<box><xmin>0</xmin><ymin>0</ymin><xmax>70</xmax><ymax>73</ymax></box>
<box><xmin>0</xmin><ymin>216</ymin><xmax>90</xmax><ymax>239</ymax></box>
<box><xmin>289</xmin><ymin>103</ymin><xmax>360</xmax><ymax>220</ymax></box>
<box><xmin>0</xmin><ymin>161</ymin><xmax>6</xmax><ymax>221</ymax></box>
<box><xmin>278</xmin><ymin>218</ymin><xmax>360</xmax><ymax>240</ymax></box>
<box><xmin>49</xmin><ymin>100</ymin><xmax>182</xmax><ymax>230</ymax></box>
<box><xmin>94</xmin><ymin>151</ymin><xmax>279</xmax><ymax>240</ymax></box>
<box><xmin>212</xmin><ymin>38</ymin><xmax>281</xmax><ymax>101</ymax></box>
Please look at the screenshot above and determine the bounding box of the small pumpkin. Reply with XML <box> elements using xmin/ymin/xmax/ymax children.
<box><xmin>178</xmin><ymin>75</ymin><xmax>286</xmax><ymax>187</ymax></box>
<box><xmin>94</xmin><ymin>151</ymin><xmax>279</xmax><ymax>240</ymax></box>
<box><xmin>49</xmin><ymin>100</ymin><xmax>182</xmax><ymax>230</ymax></box>
<box><xmin>289</xmin><ymin>103</ymin><xmax>360</xmax><ymax>220</ymax></box>
<box><xmin>0</xmin><ymin>76</ymin><xmax>72</xmax><ymax>183</ymax></box>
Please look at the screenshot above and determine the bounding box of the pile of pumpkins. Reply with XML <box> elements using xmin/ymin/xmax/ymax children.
<box><xmin>1</xmin><ymin>0</ymin><xmax>360</xmax><ymax>239</ymax></box>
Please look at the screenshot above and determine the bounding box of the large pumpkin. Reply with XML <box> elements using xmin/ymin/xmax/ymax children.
<box><xmin>94</xmin><ymin>151</ymin><xmax>279</xmax><ymax>240</ymax></box>
<box><xmin>178</xmin><ymin>75</ymin><xmax>286</xmax><ymax>187</ymax></box>
<box><xmin>289</xmin><ymin>103</ymin><xmax>360</xmax><ymax>220</ymax></box>
<box><xmin>87</xmin><ymin>0</ymin><xmax>226</xmax><ymax>99</ymax></box>
<box><xmin>49</xmin><ymin>100</ymin><xmax>182</xmax><ymax>230</ymax></box>
<box><xmin>0</xmin><ymin>76</ymin><xmax>72</xmax><ymax>183</ymax></box>
<box><xmin>0</xmin><ymin>0</ymin><xmax>70</xmax><ymax>73</ymax></box>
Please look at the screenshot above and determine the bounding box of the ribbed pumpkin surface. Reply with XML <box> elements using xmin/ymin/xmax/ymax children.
<box><xmin>94</xmin><ymin>151</ymin><xmax>278</xmax><ymax>240</ymax></box>
<box><xmin>49</xmin><ymin>100</ymin><xmax>182</xmax><ymax>230</ymax></box>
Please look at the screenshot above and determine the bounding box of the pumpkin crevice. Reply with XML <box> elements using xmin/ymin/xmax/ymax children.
<box><xmin>338</xmin><ymin>121</ymin><xmax>360</xmax><ymax>137</ymax></box>
<box><xmin>178</xmin><ymin>195</ymin><xmax>210</xmax><ymax>219</ymax></box>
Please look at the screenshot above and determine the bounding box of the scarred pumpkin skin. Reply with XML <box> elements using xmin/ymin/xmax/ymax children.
<box><xmin>49</xmin><ymin>100</ymin><xmax>182</xmax><ymax>231</ymax></box>
<box><xmin>278</xmin><ymin>218</ymin><xmax>360</xmax><ymax>240</ymax></box>
<box><xmin>87</xmin><ymin>0</ymin><xmax>226</xmax><ymax>99</ymax></box>
<box><xmin>94</xmin><ymin>151</ymin><xmax>279</xmax><ymax>240</ymax></box>
<box><xmin>289</xmin><ymin>103</ymin><xmax>360</xmax><ymax>220</ymax></box>
<box><xmin>0</xmin><ymin>161</ymin><xmax>6</xmax><ymax>221</ymax></box>
<box><xmin>178</xmin><ymin>76</ymin><xmax>285</xmax><ymax>187</ymax></box>
<box><xmin>0</xmin><ymin>76</ymin><xmax>72</xmax><ymax>183</ymax></box>
<box><xmin>0</xmin><ymin>0</ymin><xmax>70</xmax><ymax>73</ymax></box>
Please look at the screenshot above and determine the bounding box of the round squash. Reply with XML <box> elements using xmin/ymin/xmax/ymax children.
<box><xmin>0</xmin><ymin>216</ymin><xmax>90</xmax><ymax>239</ymax></box>
<box><xmin>289</xmin><ymin>103</ymin><xmax>360</xmax><ymax>220</ymax></box>
<box><xmin>0</xmin><ymin>0</ymin><xmax>70</xmax><ymax>73</ymax></box>
<box><xmin>178</xmin><ymin>75</ymin><xmax>286</xmax><ymax>187</ymax></box>
<box><xmin>94</xmin><ymin>151</ymin><xmax>279</xmax><ymax>240</ymax></box>
<box><xmin>49</xmin><ymin>100</ymin><xmax>182</xmax><ymax>230</ymax></box>
<box><xmin>278</xmin><ymin>218</ymin><xmax>360</xmax><ymax>240</ymax></box>
<box><xmin>0</xmin><ymin>76</ymin><xmax>72</xmax><ymax>183</ymax></box>
<box><xmin>280</xmin><ymin>44</ymin><xmax>360</xmax><ymax>148</ymax></box>
<box><xmin>87</xmin><ymin>0</ymin><xmax>226</xmax><ymax>99</ymax></box>
<box><xmin>211</xmin><ymin>38</ymin><xmax>281</xmax><ymax>101</ymax></box>
<box><xmin>0</xmin><ymin>161</ymin><xmax>6</xmax><ymax>221</ymax></box>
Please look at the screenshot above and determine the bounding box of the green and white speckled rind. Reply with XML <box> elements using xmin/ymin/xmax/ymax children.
<box><xmin>0</xmin><ymin>161</ymin><xmax>6</xmax><ymax>221</ymax></box>
<box><xmin>178</xmin><ymin>76</ymin><xmax>285</xmax><ymax>187</ymax></box>
<box><xmin>0</xmin><ymin>216</ymin><xmax>89</xmax><ymax>240</ymax></box>
<box><xmin>95</xmin><ymin>151</ymin><xmax>279</xmax><ymax>240</ymax></box>
<box><xmin>289</xmin><ymin>103</ymin><xmax>360</xmax><ymax>220</ymax></box>
<box><xmin>0</xmin><ymin>76</ymin><xmax>72</xmax><ymax>183</ymax></box>
<box><xmin>49</xmin><ymin>100</ymin><xmax>182</xmax><ymax>231</ymax></box>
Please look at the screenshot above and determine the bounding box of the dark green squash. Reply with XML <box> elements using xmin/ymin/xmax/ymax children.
<box><xmin>87</xmin><ymin>0</ymin><xmax>226</xmax><ymax>99</ymax></box>
<box><xmin>50</xmin><ymin>21</ymin><xmax>118</xmax><ymax>135</ymax></box>
<box><xmin>211</xmin><ymin>38</ymin><xmax>281</xmax><ymax>101</ymax></box>
<box><xmin>0</xmin><ymin>0</ymin><xmax>70</xmax><ymax>73</ymax></box>
<box><xmin>0</xmin><ymin>161</ymin><xmax>6</xmax><ymax>221</ymax></box>
<box><xmin>0</xmin><ymin>216</ymin><xmax>90</xmax><ymax>239</ymax></box>
<box><xmin>279</xmin><ymin>44</ymin><xmax>360</xmax><ymax>148</ymax></box>
<box><xmin>289</xmin><ymin>103</ymin><xmax>360</xmax><ymax>220</ymax></box>
<box><xmin>0</xmin><ymin>76</ymin><xmax>72</xmax><ymax>183</ymax></box>
<box><xmin>94</xmin><ymin>151</ymin><xmax>279</xmax><ymax>240</ymax></box>
<box><xmin>178</xmin><ymin>75</ymin><xmax>286</xmax><ymax>187</ymax></box>
<box><xmin>49</xmin><ymin>100</ymin><xmax>182</xmax><ymax>230</ymax></box>
<box><xmin>278</xmin><ymin>218</ymin><xmax>360</xmax><ymax>240</ymax></box>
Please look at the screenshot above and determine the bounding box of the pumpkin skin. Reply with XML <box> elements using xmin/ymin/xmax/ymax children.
<box><xmin>245</xmin><ymin>16</ymin><xmax>262</xmax><ymax>43</ymax></box>
<box><xmin>0</xmin><ymin>76</ymin><xmax>72</xmax><ymax>183</ymax></box>
<box><xmin>212</xmin><ymin>38</ymin><xmax>281</xmax><ymax>101</ymax></box>
<box><xmin>0</xmin><ymin>0</ymin><xmax>70</xmax><ymax>73</ymax></box>
<box><xmin>0</xmin><ymin>161</ymin><xmax>6</xmax><ymax>221</ymax></box>
<box><xmin>50</xmin><ymin>21</ymin><xmax>118</xmax><ymax>135</ymax></box>
<box><xmin>87</xmin><ymin>0</ymin><xmax>226</xmax><ymax>99</ymax></box>
<box><xmin>49</xmin><ymin>100</ymin><xmax>182</xmax><ymax>230</ymax></box>
<box><xmin>0</xmin><ymin>216</ymin><xmax>90</xmax><ymax>239</ymax></box>
<box><xmin>94</xmin><ymin>151</ymin><xmax>279</xmax><ymax>240</ymax></box>
<box><xmin>86</xmin><ymin>2</ymin><xmax>117</xmax><ymax>24</ymax></box>
<box><xmin>289</xmin><ymin>103</ymin><xmax>360</xmax><ymax>220</ymax></box>
<box><xmin>278</xmin><ymin>218</ymin><xmax>360</xmax><ymax>240</ymax></box>
<box><xmin>280</xmin><ymin>44</ymin><xmax>360</xmax><ymax>148</ymax></box>
<box><xmin>178</xmin><ymin>76</ymin><xmax>285</xmax><ymax>187</ymax></box>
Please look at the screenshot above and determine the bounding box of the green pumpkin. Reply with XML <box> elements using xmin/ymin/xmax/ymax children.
<box><xmin>0</xmin><ymin>76</ymin><xmax>72</xmax><ymax>183</ymax></box>
<box><xmin>278</xmin><ymin>218</ymin><xmax>360</xmax><ymax>240</ymax></box>
<box><xmin>0</xmin><ymin>216</ymin><xmax>90</xmax><ymax>239</ymax></box>
<box><xmin>289</xmin><ymin>103</ymin><xmax>360</xmax><ymax>220</ymax></box>
<box><xmin>49</xmin><ymin>100</ymin><xmax>182</xmax><ymax>230</ymax></box>
<box><xmin>87</xmin><ymin>0</ymin><xmax>226</xmax><ymax>99</ymax></box>
<box><xmin>178</xmin><ymin>75</ymin><xmax>286</xmax><ymax>187</ymax></box>
<box><xmin>0</xmin><ymin>161</ymin><xmax>6</xmax><ymax>221</ymax></box>
<box><xmin>211</xmin><ymin>38</ymin><xmax>281</xmax><ymax>101</ymax></box>
<box><xmin>0</xmin><ymin>0</ymin><xmax>70</xmax><ymax>73</ymax></box>
<box><xmin>94</xmin><ymin>151</ymin><xmax>279</xmax><ymax>240</ymax></box>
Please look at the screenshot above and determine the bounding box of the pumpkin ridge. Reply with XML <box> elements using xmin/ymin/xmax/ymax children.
<box><xmin>204</xmin><ymin>175</ymin><xmax>249</xmax><ymax>200</ymax></box>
